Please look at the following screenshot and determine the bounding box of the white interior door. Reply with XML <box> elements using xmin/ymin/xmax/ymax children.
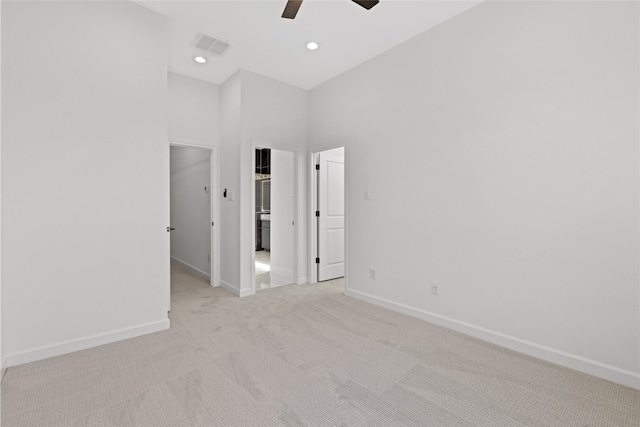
<box><xmin>270</xmin><ymin>149</ymin><xmax>295</xmax><ymax>286</ymax></box>
<box><xmin>318</xmin><ymin>149</ymin><xmax>345</xmax><ymax>281</ymax></box>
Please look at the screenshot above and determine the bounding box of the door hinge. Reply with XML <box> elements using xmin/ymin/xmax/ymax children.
<box><xmin>315</xmin><ymin>211</ymin><xmax>320</xmax><ymax>217</ymax></box>
<box><xmin>167</xmin><ymin>227</ymin><xmax>175</xmax><ymax>232</ymax></box>
<box><xmin>315</xmin><ymin>257</ymin><xmax>320</xmax><ymax>264</ymax></box>
<box><xmin>315</xmin><ymin>164</ymin><xmax>320</xmax><ymax>170</ymax></box>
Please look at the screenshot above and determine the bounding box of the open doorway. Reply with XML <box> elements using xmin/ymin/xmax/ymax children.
<box><xmin>253</xmin><ymin>146</ymin><xmax>296</xmax><ymax>292</ymax></box>
<box><xmin>255</xmin><ymin>148</ymin><xmax>271</xmax><ymax>289</ymax></box>
<box><xmin>311</xmin><ymin>147</ymin><xmax>346</xmax><ymax>286</ymax></box>
<box><xmin>169</xmin><ymin>143</ymin><xmax>218</xmax><ymax>305</ymax></box>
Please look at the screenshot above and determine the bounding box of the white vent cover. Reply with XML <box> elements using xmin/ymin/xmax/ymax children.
<box><xmin>191</xmin><ymin>32</ymin><xmax>232</xmax><ymax>57</ymax></box>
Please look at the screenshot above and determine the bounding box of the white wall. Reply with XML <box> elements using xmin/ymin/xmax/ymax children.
<box><xmin>0</xmin><ymin>0</ymin><xmax>3</xmax><ymax>370</ymax></box>
<box><xmin>167</xmin><ymin>72</ymin><xmax>220</xmax><ymax>286</ymax></box>
<box><xmin>168</xmin><ymin>72</ymin><xmax>220</xmax><ymax>147</ymax></box>
<box><xmin>270</xmin><ymin>149</ymin><xmax>295</xmax><ymax>286</ymax></box>
<box><xmin>241</xmin><ymin>71</ymin><xmax>308</xmax><ymax>291</ymax></box>
<box><xmin>322</xmin><ymin>147</ymin><xmax>345</xmax><ymax>159</ymax></box>
<box><xmin>1</xmin><ymin>1</ymin><xmax>170</xmax><ymax>366</ymax></box>
<box><xmin>219</xmin><ymin>70</ymin><xmax>308</xmax><ymax>295</ymax></box>
<box><xmin>219</xmin><ymin>72</ymin><xmax>243</xmax><ymax>295</ymax></box>
<box><xmin>170</xmin><ymin>146</ymin><xmax>211</xmax><ymax>276</ymax></box>
<box><xmin>309</xmin><ymin>1</ymin><xmax>639</xmax><ymax>388</ymax></box>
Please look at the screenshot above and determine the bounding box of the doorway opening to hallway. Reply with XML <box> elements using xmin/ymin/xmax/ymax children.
<box><xmin>169</xmin><ymin>143</ymin><xmax>218</xmax><ymax>310</ymax></box>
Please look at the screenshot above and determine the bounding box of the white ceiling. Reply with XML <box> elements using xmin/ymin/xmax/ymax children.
<box><xmin>134</xmin><ymin>0</ymin><xmax>481</xmax><ymax>90</ymax></box>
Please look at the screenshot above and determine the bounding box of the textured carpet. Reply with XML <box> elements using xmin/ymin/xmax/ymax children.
<box><xmin>1</xmin><ymin>261</ymin><xmax>639</xmax><ymax>426</ymax></box>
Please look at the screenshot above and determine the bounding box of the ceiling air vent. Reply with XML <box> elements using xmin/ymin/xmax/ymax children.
<box><xmin>191</xmin><ymin>32</ymin><xmax>232</xmax><ymax>57</ymax></box>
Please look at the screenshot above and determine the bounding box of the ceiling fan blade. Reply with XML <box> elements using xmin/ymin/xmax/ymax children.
<box><xmin>351</xmin><ymin>0</ymin><xmax>379</xmax><ymax>10</ymax></box>
<box><xmin>282</xmin><ymin>0</ymin><xmax>303</xmax><ymax>19</ymax></box>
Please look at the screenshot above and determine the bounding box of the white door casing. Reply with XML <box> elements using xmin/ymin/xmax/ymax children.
<box><xmin>318</xmin><ymin>149</ymin><xmax>345</xmax><ymax>281</ymax></box>
<box><xmin>169</xmin><ymin>142</ymin><xmax>219</xmax><ymax>304</ymax></box>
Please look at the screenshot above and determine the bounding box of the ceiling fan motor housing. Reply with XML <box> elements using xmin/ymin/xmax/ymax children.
<box><xmin>282</xmin><ymin>0</ymin><xmax>379</xmax><ymax>20</ymax></box>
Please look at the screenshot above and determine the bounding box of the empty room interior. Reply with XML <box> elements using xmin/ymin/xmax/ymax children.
<box><xmin>1</xmin><ymin>0</ymin><xmax>639</xmax><ymax>426</ymax></box>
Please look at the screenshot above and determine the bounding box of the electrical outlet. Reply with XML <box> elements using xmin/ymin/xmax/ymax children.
<box><xmin>431</xmin><ymin>283</ymin><xmax>439</xmax><ymax>295</ymax></box>
<box><xmin>369</xmin><ymin>268</ymin><xmax>376</xmax><ymax>280</ymax></box>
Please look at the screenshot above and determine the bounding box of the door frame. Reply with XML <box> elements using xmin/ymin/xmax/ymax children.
<box><xmin>250</xmin><ymin>140</ymin><xmax>299</xmax><ymax>295</ymax></box>
<box><xmin>309</xmin><ymin>144</ymin><xmax>348</xmax><ymax>293</ymax></box>
<box><xmin>169</xmin><ymin>141</ymin><xmax>220</xmax><ymax>294</ymax></box>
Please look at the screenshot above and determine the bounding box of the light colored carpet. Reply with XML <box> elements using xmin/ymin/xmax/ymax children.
<box><xmin>1</xmin><ymin>260</ymin><xmax>639</xmax><ymax>426</ymax></box>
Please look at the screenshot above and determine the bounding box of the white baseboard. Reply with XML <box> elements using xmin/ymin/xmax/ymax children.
<box><xmin>296</xmin><ymin>276</ymin><xmax>308</xmax><ymax>285</ymax></box>
<box><xmin>220</xmin><ymin>280</ymin><xmax>253</xmax><ymax>297</ymax></box>
<box><xmin>3</xmin><ymin>319</ymin><xmax>170</xmax><ymax>368</ymax></box>
<box><xmin>270</xmin><ymin>266</ymin><xmax>293</xmax><ymax>279</ymax></box>
<box><xmin>345</xmin><ymin>288</ymin><xmax>640</xmax><ymax>390</ymax></box>
<box><xmin>219</xmin><ymin>280</ymin><xmax>239</xmax><ymax>296</ymax></box>
<box><xmin>270</xmin><ymin>266</ymin><xmax>294</xmax><ymax>287</ymax></box>
<box><xmin>171</xmin><ymin>256</ymin><xmax>211</xmax><ymax>280</ymax></box>
<box><xmin>267</xmin><ymin>281</ymin><xmax>289</xmax><ymax>289</ymax></box>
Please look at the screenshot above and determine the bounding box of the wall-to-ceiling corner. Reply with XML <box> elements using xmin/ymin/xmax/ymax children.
<box><xmin>309</xmin><ymin>1</ymin><xmax>639</xmax><ymax>388</ymax></box>
<box><xmin>1</xmin><ymin>0</ymin><xmax>170</xmax><ymax>367</ymax></box>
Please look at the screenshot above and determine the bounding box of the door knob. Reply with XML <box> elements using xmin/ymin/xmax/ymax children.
<box><xmin>167</xmin><ymin>227</ymin><xmax>176</xmax><ymax>232</ymax></box>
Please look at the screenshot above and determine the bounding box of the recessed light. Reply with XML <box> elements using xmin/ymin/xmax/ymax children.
<box><xmin>194</xmin><ymin>56</ymin><xmax>207</xmax><ymax>64</ymax></box>
<box><xmin>306</xmin><ymin>41</ymin><xmax>319</xmax><ymax>50</ymax></box>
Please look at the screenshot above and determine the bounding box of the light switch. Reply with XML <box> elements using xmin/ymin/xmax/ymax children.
<box><xmin>228</xmin><ymin>191</ymin><xmax>234</xmax><ymax>201</ymax></box>
<box><xmin>363</xmin><ymin>190</ymin><xmax>370</xmax><ymax>201</ymax></box>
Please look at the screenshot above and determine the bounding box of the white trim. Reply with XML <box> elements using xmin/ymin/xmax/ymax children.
<box><xmin>251</xmin><ymin>149</ymin><xmax>257</xmax><ymax>295</ymax></box>
<box><xmin>220</xmin><ymin>279</ymin><xmax>239</xmax><ymax>296</ymax></box>
<box><xmin>265</xmin><ymin>282</ymin><xmax>289</xmax><ymax>290</ymax></box>
<box><xmin>343</xmin><ymin>144</ymin><xmax>349</xmax><ymax>294</ymax></box>
<box><xmin>3</xmin><ymin>319</ymin><xmax>170</xmax><ymax>368</ymax></box>
<box><xmin>211</xmin><ymin>146</ymin><xmax>220</xmax><ymax>287</ymax></box>
<box><xmin>171</xmin><ymin>256</ymin><xmax>211</xmax><ymax>280</ymax></box>
<box><xmin>0</xmin><ymin>2</ymin><xmax>3</xmax><ymax>374</ymax></box>
<box><xmin>309</xmin><ymin>152</ymin><xmax>319</xmax><ymax>284</ymax></box>
<box><xmin>169</xmin><ymin>139</ymin><xmax>215</xmax><ymax>150</ymax></box>
<box><xmin>239</xmin><ymin>288</ymin><xmax>254</xmax><ymax>297</ymax></box>
<box><xmin>345</xmin><ymin>288</ymin><xmax>640</xmax><ymax>390</ymax></box>
<box><xmin>220</xmin><ymin>280</ymin><xmax>253</xmax><ymax>297</ymax></box>
<box><xmin>296</xmin><ymin>276</ymin><xmax>308</xmax><ymax>285</ymax></box>
<box><xmin>270</xmin><ymin>266</ymin><xmax>293</xmax><ymax>279</ymax></box>
<box><xmin>270</xmin><ymin>266</ymin><xmax>294</xmax><ymax>287</ymax></box>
